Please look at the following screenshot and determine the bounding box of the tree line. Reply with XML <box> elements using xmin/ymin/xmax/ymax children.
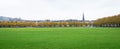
<box><xmin>93</xmin><ymin>14</ymin><xmax>120</xmax><ymax>27</ymax></box>
<box><xmin>0</xmin><ymin>14</ymin><xmax>120</xmax><ymax>27</ymax></box>
<box><xmin>0</xmin><ymin>21</ymin><xmax>91</xmax><ymax>27</ymax></box>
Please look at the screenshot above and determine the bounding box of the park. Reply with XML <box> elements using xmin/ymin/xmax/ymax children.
<box><xmin>0</xmin><ymin>12</ymin><xmax>120</xmax><ymax>49</ymax></box>
<box><xmin>0</xmin><ymin>0</ymin><xmax>120</xmax><ymax>49</ymax></box>
<box><xmin>0</xmin><ymin>28</ymin><xmax>120</xmax><ymax>49</ymax></box>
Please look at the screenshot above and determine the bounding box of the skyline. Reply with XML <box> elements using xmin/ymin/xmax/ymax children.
<box><xmin>0</xmin><ymin>0</ymin><xmax>120</xmax><ymax>20</ymax></box>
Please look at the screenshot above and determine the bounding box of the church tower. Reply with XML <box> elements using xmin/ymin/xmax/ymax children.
<box><xmin>82</xmin><ymin>13</ymin><xmax>85</xmax><ymax>22</ymax></box>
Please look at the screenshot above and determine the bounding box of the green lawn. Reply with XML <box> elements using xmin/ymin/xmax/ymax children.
<box><xmin>0</xmin><ymin>28</ymin><xmax>120</xmax><ymax>49</ymax></box>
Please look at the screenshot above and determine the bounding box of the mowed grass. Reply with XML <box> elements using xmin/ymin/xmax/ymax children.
<box><xmin>0</xmin><ymin>28</ymin><xmax>120</xmax><ymax>49</ymax></box>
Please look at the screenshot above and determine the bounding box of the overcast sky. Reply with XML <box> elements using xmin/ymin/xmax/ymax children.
<box><xmin>0</xmin><ymin>0</ymin><xmax>120</xmax><ymax>20</ymax></box>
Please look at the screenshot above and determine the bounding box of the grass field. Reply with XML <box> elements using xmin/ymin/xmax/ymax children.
<box><xmin>0</xmin><ymin>28</ymin><xmax>120</xmax><ymax>49</ymax></box>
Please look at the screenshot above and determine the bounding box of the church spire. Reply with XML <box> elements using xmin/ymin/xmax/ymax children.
<box><xmin>82</xmin><ymin>13</ymin><xmax>85</xmax><ymax>22</ymax></box>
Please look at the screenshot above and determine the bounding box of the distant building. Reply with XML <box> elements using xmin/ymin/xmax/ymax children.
<box><xmin>82</xmin><ymin>13</ymin><xmax>85</xmax><ymax>22</ymax></box>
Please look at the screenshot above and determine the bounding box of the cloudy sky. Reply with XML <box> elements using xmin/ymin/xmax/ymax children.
<box><xmin>0</xmin><ymin>0</ymin><xmax>120</xmax><ymax>20</ymax></box>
